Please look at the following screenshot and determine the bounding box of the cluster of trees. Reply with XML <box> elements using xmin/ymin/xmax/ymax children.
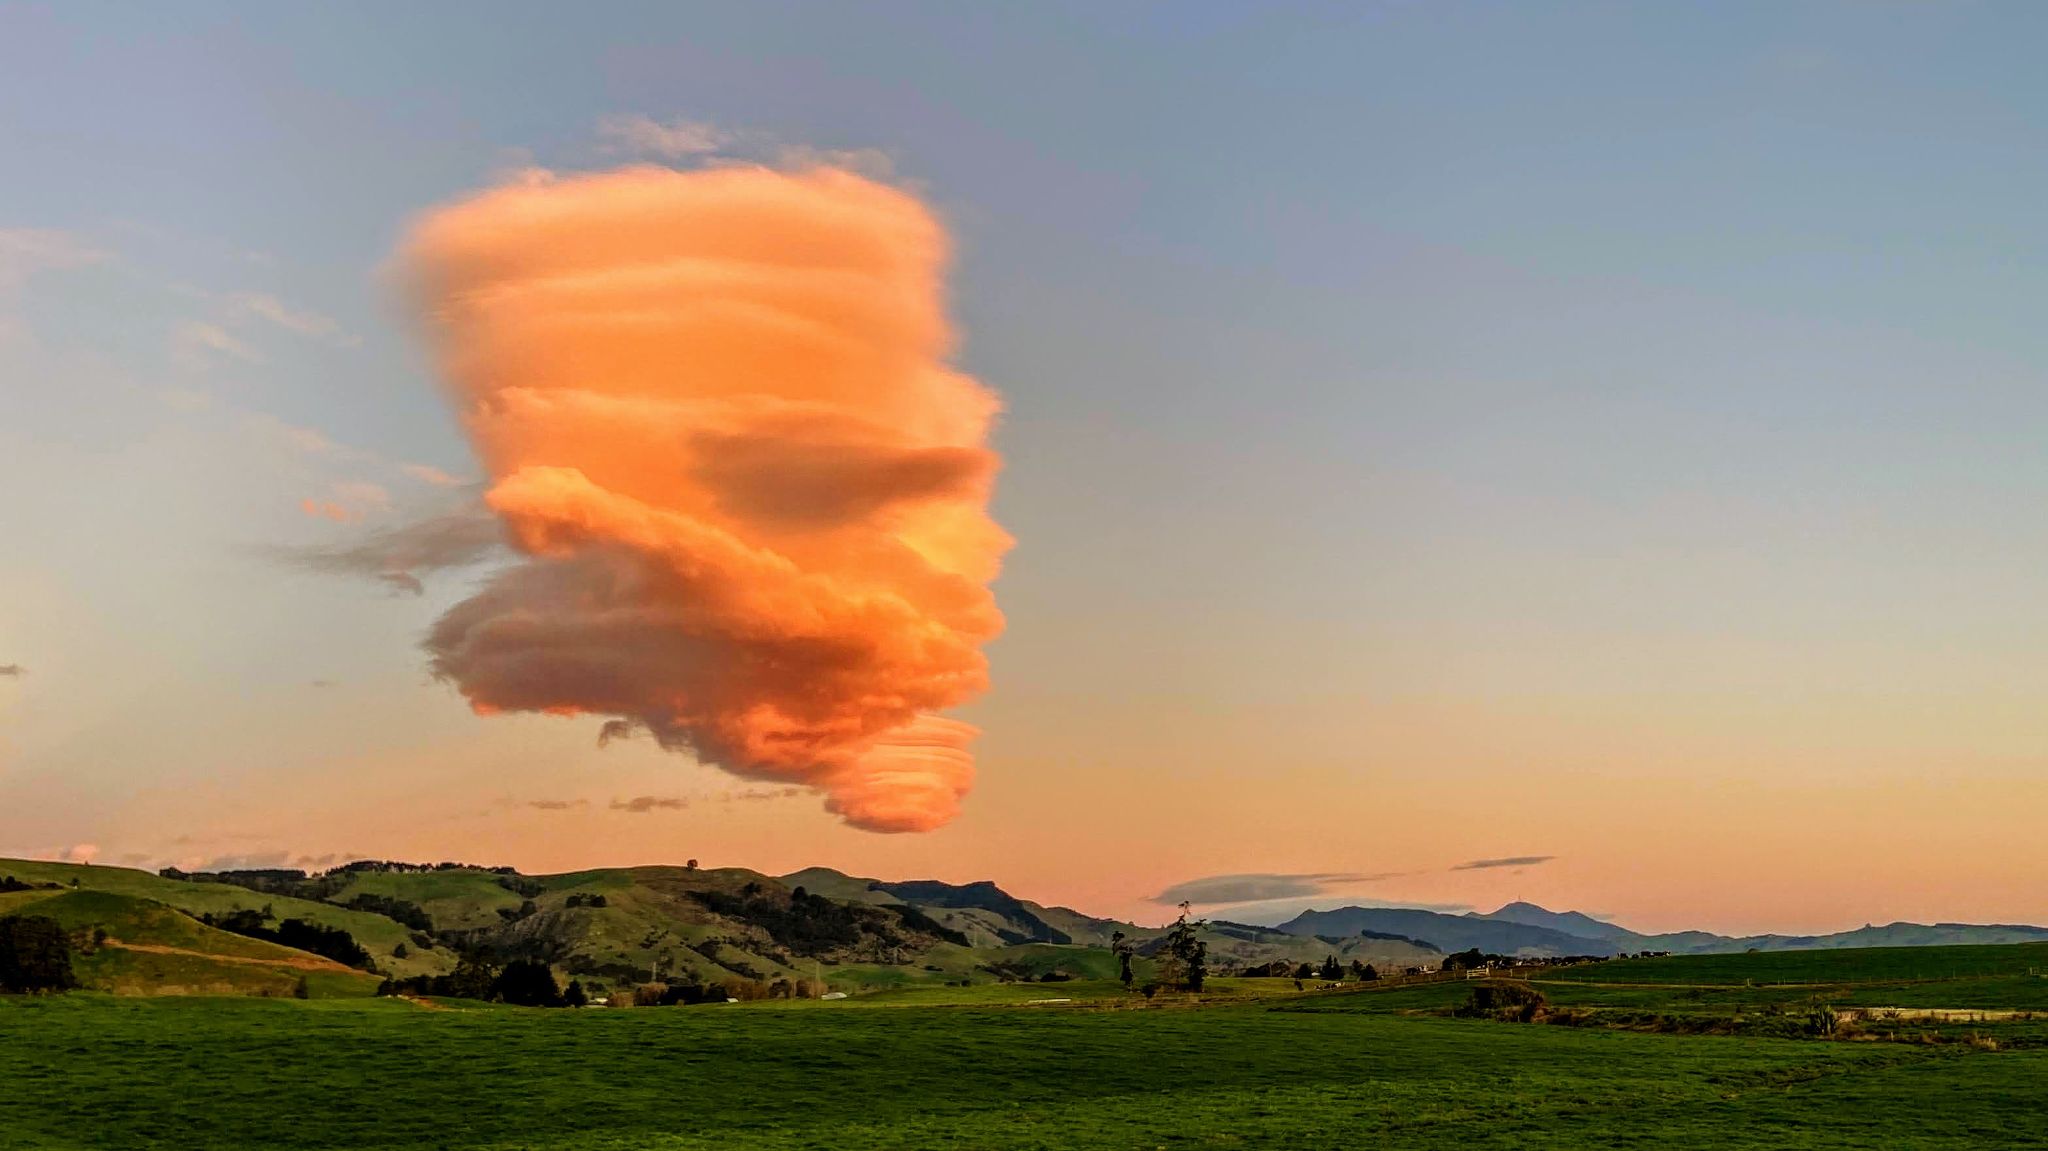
<box><xmin>618</xmin><ymin>976</ymin><xmax>830</xmax><ymax>1006</ymax></box>
<box><xmin>0</xmin><ymin>876</ymin><xmax>61</xmax><ymax>894</ymax></box>
<box><xmin>563</xmin><ymin>893</ymin><xmax>608</xmax><ymax>909</ymax></box>
<box><xmin>336</xmin><ymin>893</ymin><xmax>433</xmax><ymax>933</ymax></box>
<box><xmin>496</xmin><ymin>874</ymin><xmax>546</xmax><ymax>899</ymax></box>
<box><xmin>0</xmin><ymin>915</ymin><xmax>76</xmax><ymax>994</ymax></box>
<box><xmin>200</xmin><ymin>909</ymin><xmax>373</xmax><ymax>970</ymax></box>
<box><xmin>376</xmin><ymin>958</ymin><xmax>588</xmax><ymax>1007</ymax></box>
<box><xmin>690</xmin><ymin>883</ymin><xmax>963</xmax><ymax>958</ymax></box>
<box><xmin>1236</xmin><ymin>958</ymin><xmax>1380</xmax><ymax>981</ymax></box>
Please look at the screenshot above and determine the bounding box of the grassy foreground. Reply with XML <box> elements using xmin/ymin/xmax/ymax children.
<box><xmin>3</xmin><ymin>990</ymin><xmax>2046</xmax><ymax>1150</ymax></box>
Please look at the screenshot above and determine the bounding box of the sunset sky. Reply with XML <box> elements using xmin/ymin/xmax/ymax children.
<box><xmin>5</xmin><ymin>2</ymin><xmax>2048</xmax><ymax>936</ymax></box>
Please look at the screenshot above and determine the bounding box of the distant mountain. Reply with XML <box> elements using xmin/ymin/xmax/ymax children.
<box><xmin>1278</xmin><ymin>906</ymin><xmax>1620</xmax><ymax>957</ymax></box>
<box><xmin>1468</xmin><ymin>902</ymin><xmax>2048</xmax><ymax>956</ymax></box>
<box><xmin>1474</xmin><ymin>902</ymin><xmax>1643</xmax><ymax>945</ymax></box>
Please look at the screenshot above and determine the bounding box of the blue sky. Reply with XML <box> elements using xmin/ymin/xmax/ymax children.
<box><xmin>3</xmin><ymin>2</ymin><xmax>2047</xmax><ymax>931</ymax></box>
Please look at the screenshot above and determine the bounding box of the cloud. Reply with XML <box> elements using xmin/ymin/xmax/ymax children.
<box><xmin>596</xmin><ymin>115</ymin><xmax>727</xmax><ymax>159</ymax></box>
<box><xmin>193</xmin><ymin>850</ymin><xmax>294</xmax><ymax>871</ymax></box>
<box><xmin>58</xmin><ymin>843</ymin><xmax>99</xmax><ymax>864</ymax></box>
<box><xmin>401</xmin><ymin>463</ymin><xmax>467</xmax><ymax>487</ymax></box>
<box><xmin>1149</xmin><ymin>872</ymin><xmax>1403</xmax><ymax>906</ymax></box>
<box><xmin>279</xmin><ymin>504</ymin><xmax>506</xmax><ymax>595</ymax></box>
<box><xmin>0</xmin><ymin>664</ymin><xmax>23</xmax><ymax>677</ymax></box>
<box><xmin>308</xmin><ymin>679</ymin><xmax>337</xmax><ymax>688</ymax></box>
<box><xmin>1205</xmin><ymin>896</ymin><xmax>1479</xmax><ymax>928</ymax></box>
<box><xmin>723</xmin><ymin>786</ymin><xmax>803</xmax><ymax>803</ymax></box>
<box><xmin>610</xmin><ymin>795</ymin><xmax>690</xmax><ymax>813</ymax></box>
<box><xmin>225</xmin><ymin>291</ymin><xmax>358</xmax><ymax>346</ymax></box>
<box><xmin>1451</xmin><ymin>855</ymin><xmax>1556</xmax><ymax>872</ymax></box>
<box><xmin>174</xmin><ymin>321</ymin><xmax>264</xmax><ymax>365</ymax></box>
<box><xmin>0</xmin><ymin>228</ymin><xmax>108</xmax><ymax>288</ymax></box>
<box><xmin>526</xmin><ymin>798</ymin><xmax>589</xmax><ymax>811</ymax></box>
<box><xmin>398</xmin><ymin>163</ymin><xmax>1009</xmax><ymax>833</ymax></box>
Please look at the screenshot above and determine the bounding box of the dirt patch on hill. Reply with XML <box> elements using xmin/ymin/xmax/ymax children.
<box><xmin>104</xmin><ymin>940</ymin><xmax>351</xmax><ymax>972</ymax></box>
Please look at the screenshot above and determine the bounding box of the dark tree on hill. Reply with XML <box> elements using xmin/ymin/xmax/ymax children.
<box><xmin>493</xmin><ymin>960</ymin><xmax>563</xmax><ymax>1007</ymax></box>
<box><xmin>1110</xmin><ymin>930</ymin><xmax>1135</xmax><ymax>987</ymax></box>
<box><xmin>1294</xmin><ymin>962</ymin><xmax>1314</xmax><ymax>980</ymax></box>
<box><xmin>1154</xmin><ymin>902</ymin><xmax>1208</xmax><ymax>992</ymax></box>
<box><xmin>1319</xmin><ymin>956</ymin><xmax>1343</xmax><ymax>981</ymax></box>
<box><xmin>1349</xmin><ymin>959</ymin><xmax>1377</xmax><ymax>982</ymax></box>
<box><xmin>563</xmin><ymin>979</ymin><xmax>588</xmax><ymax>1008</ymax></box>
<box><xmin>0</xmin><ymin>915</ymin><xmax>76</xmax><ymax>993</ymax></box>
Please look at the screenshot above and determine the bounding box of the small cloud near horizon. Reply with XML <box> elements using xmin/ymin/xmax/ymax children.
<box><xmin>0</xmin><ymin>664</ymin><xmax>24</xmax><ymax>677</ymax></box>
<box><xmin>1451</xmin><ymin>855</ymin><xmax>1556</xmax><ymax>872</ymax></box>
<box><xmin>526</xmin><ymin>798</ymin><xmax>590</xmax><ymax>811</ymax></box>
<box><xmin>1149</xmin><ymin>871</ymin><xmax>1404</xmax><ymax>906</ymax></box>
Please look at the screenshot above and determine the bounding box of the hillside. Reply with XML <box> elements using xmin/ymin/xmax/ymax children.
<box><xmin>17</xmin><ymin>858</ymin><xmax>2045</xmax><ymax>1003</ymax></box>
<box><xmin>0</xmin><ymin>860</ymin><xmax>455</xmax><ymax>979</ymax></box>
<box><xmin>0</xmin><ymin>888</ymin><xmax>378</xmax><ymax>997</ymax></box>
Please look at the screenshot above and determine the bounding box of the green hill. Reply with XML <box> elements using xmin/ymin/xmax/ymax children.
<box><xmin>2</xmin><ymin>889</ymin><xmax>380</xmax><ymax>998</ymax></box>
<box><xmin>0</xmin><ymin>861</ymin><xmax>453</xmax><ymax>980</ymax></box>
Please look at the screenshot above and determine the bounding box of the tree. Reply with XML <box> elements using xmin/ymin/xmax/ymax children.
<box><xmin>685</xmin><ymin>859</ymin><xmax>699</xmax><ymax>871</ymax></box>
<box><xmin>492</xmin><ymin>959</ymin><xmax>563</xmax><ymax>1007</ymax></box>
<box><xmin>563</xmin><ymin>979</ymin><xmax>589</xmax><ymax>1008</ymax></box>
<box><xmin>1110</xmin><ymin>930</ymin><xmax>1135</xmax><ymax>988</ymax></box>
<box><xmin>1349</xmin><ymin>959</ymin><xmax>1377</xmax><ymax>982</ymax></box>
<box><xmin>1154</xmin><ymin>902</ymin><xmax>1208</xmax><ymax>992</ymax></box>
<box><xmin>1319</xmin><ymin>956</ymin><xmax>1343</xmax><ymax>981</ymax></box>
<box><xmin>1294</xmin><ymin>962</ymin><xmax>1315</xmax><ymax>980</ymax></box>
<box><xmin>0</xmin><ymin>916</ymin><xmax>76</xmax><ymax>993</ymax></box>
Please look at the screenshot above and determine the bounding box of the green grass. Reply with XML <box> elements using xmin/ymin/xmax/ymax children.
<box><xmin>3</xmin><ymin>993</ymin><xmax>2046</xmax><ymax>1149</ymax></box>
<box><xmin>1552</xmin><ymin>943</ymin><xmax>2048</xmax><ymax>986</ymax></box>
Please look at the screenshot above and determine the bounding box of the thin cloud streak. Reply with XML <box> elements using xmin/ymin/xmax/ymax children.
<box><xmin>1150</xmin><ymin>871</ymin><xmax>1405</xmax><ymax>906</ymax></box>
<box><xmin>1451</xmin><ymin>855</ymin><xmax>1556</xmax><ymax>871</ymax></box>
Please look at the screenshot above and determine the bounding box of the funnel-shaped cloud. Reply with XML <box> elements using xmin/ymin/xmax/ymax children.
<box><xmin>399</xmin><ymin>164</ymin><xmax>1008</xmax><ymax>832</ymax></box>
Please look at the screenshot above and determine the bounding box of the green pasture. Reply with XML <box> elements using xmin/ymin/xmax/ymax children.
<box><xmin>3</xmin><ymin>992</ymin><xmax>2045</xmax><ymax>1149</ymax></box>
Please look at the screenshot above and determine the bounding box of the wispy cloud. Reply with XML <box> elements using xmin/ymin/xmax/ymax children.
<box><xmin>1451</xmin><ymin>855</ymin><xmax>1556</xmax><ymax>872</ymax></box>
<box><xmin>0</xmin><ymin>228</ymin><xmax>107</xmax><ymax>288</ymax></box>
<box><xmin>596</xmin><ymin>114</ymin><xmax>727</xmax><ymax>159</ymax></box>
<box><xmin>1149</xmin><ymin>871</ymin><xmax>1403</xmax><ymax>906</ymax></box>
<box><xmin>526</xmin><ymin>798</ymin><xmax>590</xmax><ymax>811</ymax></box>
<box><xmin>225</xmin><ymin>291</ymin><xmax>358</xmax><ymax>347</ymax></box>
<box><xmin>0</xmin><ymin>664</ymin><xmax>23</xmax><ymax>677</ymax></box>
<box><xmin>173</xmin><ymin>320</ymin><xmax>263</xmax><ymax>366</ymax></box>
<box><xmin>611</xmin><ymin>795</ymin><xmax>690</xmax><ymax>813</ymax></box>
<box><xmin>277</xmin><ymin>504</ymin><xmax>505</xmax><ymax>595</ymax></box>
<box><xmin>400</xmin><ymin>463</ymin><xmax>467</xmax><ymax>488</ymax></box>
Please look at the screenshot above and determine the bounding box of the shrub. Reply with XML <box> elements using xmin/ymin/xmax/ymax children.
<box><xmin>0</xmin><ymin>916</ymin><xmax>76</xmax><ymax>993</ymax></box>
<box><xmin>1455</xmin><ymin>981</ymin><xmax>1548</xmax><ymax>1022</ymax></box>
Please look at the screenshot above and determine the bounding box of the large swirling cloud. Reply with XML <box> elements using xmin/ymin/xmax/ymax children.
<box><xmin>399</xmin><ymin>164</ymin><xmax>1008</xmax><ymax>832</ymax></box>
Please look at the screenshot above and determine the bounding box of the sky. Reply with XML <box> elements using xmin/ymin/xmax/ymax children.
<box><xmin>4</xmin><ymin>1</ymin><xmax>2048</xmax><ymax>935</ymax></box>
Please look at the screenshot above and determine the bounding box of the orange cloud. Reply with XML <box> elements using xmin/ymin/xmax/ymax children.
<box><xmin>299</xmin><ymin>498</ymin><xmax>356</xmax><ymax>523</ymax></box>
<box><xmin>399</xmin><ymin>164</ymin><xmax>1008</xmax><ymax>832</ymax></box>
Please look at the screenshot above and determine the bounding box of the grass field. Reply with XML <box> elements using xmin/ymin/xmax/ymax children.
<box><xmin>3</xmin><ymin>992</ymin><xmax>2046</xmax><ymax>1149</ymax></box>
<box><xmin>1547</xmin><ymin>943</ymin><xmax>2048</xmax><ymax>986</ymax></box>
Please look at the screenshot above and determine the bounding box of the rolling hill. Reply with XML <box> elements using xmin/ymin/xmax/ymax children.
<box><xmin>13</xmin><ymin>856</ymin><xmax>2045</xmax><ymax>1002</ymax></box>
